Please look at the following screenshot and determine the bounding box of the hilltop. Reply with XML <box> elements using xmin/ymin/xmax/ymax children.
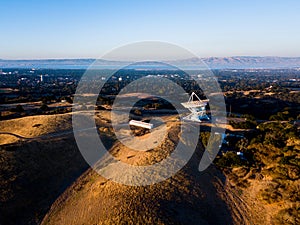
<box><xmin>41</xmin><ymin>115</ymin><xmax>263</xmax><ymax>225</ymax></box>
<box><xmin>0</xmin><ymin>111</ymin><xmax>299</xmax><ymax>224</ymax></box>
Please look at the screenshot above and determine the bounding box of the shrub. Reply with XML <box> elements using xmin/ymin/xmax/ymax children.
<box><xmin>274</xmin><ymin>207</ymin><xmax>300</xmax><ymax>225</ymax></box>
<box><xmin>10</xmin><ymin>104</ymin><xmax>24</xmax><ymax>112</ymax></box>
<box><xmin>40</xmin><ymin>104</ymin><xmax>49</xmax><ymax>111</ymax></box>
<box><xmin>279</xmin><ymin>156</ymin><xmax>291</xmax><ymax>165</ymax></box>
<box><xmin>215</xmin><ymin>152</ymin><xmax>243</xmax><ymax>168</ymax></box>
<box><xmin>200</xmin><ymin>132</ymin><xmax>210</xmax><ymax>148</ymax></box>
<box><xmin>259</xmin><ymin>188</ymin><xmax>282</xmax><ymax>204</ymax></box>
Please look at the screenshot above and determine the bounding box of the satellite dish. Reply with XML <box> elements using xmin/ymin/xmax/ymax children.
<box><xmin>181</xmin><ymin>92</ymin><xmax>210</xmax><ymax>122</ymax></box>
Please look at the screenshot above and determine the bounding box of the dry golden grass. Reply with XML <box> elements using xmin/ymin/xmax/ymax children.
<box><xmin>2</xmin><ymin>111</ymin><xmax>298</xmax><ymax>225</ymax></box>
<box><xmin>42</xmin><ymin>168</ymin><xmax>237</xmax><ymax>225</ymax></box>
<box><xmin>0</xmin><ymin>134</ymin><xmax>19</xmax><ymax>145</ymax></box>
<box><xmin>0</xmin><ymin>113</ymin><xmax>73</xmax><ymax>145</ymax></box>
<box><xmin>41</xmin><ymin>115</ymin><xmax>260</xmax><ymax>225</ymax></box>
<box><xmin>221</xmin><ymin>131</ymin><xmax>300</xmax><ymax>225</ymax></box>
<box><xmin>0</xmin><ymin>112</ymin><xmax>115</xmax><ymax>225</ymax></box>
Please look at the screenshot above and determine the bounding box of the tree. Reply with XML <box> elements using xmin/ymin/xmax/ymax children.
<box><xmin>40</xmin><ymin>104</ymin><xmax>49</xmax><ymax>111</ymax></box>
<box><xmin>65</xmin><ymin>96</ymin><xmax>73</xmax><ymax>104</ymax></box>
<box><xmin>10</xmin><ymin>104</ymin><xmax>24</xmax><ymax>112</ymax></box>
<box><xmin>15</xmin><ymin>104</ymin><xmax>24</xmax><ymax>112</ymax></box>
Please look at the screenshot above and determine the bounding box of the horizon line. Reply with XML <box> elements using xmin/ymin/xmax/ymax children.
<box><xmin>1</xmin><ymin>55</ymin><xmax>300</xmax><ymax>61</ymax></box>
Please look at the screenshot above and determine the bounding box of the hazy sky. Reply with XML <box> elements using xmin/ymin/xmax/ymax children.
<box><xmin>1</xmin><ymin>0</ymin><xmax>299</xmax><ymax>59</ymax></box>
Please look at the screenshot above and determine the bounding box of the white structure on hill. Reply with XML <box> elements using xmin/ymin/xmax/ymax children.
<box><xmin>129</xmin><ymin>120</ymin><xmax>153</xmax><ymax>129</ymax></box>
<box><xmin>181</xmin><ymin>92</ymin><xmax>210</xmax><ymax>122</ymax></box>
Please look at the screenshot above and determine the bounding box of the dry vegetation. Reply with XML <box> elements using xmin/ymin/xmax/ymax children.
<box><xmin>0</xmin><ymin>113</ymin><xmax>73</xmax><ymax>145</ymax></box>
<box><xmin>216</xmin><ymin>122</ymin><xmax>300</xmax><ymax>225</ymax></box>
<box><xmin>1</xmin><ymin>111</ymin><xmax>299</xmax><ymax>225</ymax></box>
<box><xmin>41</xmin><ymin>114</ymin><xmax>263</xmax><ymax>225</ymax></box>
<box><xmin>0</xmin><ymin>113</ymin><xmax>90</xmax><ymax>225</ymax></box>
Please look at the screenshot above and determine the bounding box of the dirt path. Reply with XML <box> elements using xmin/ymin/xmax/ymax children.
<box><xmin>215</xmin><ymin>177</ymin><xmax>266</xmax><ymax>225</ymax></box>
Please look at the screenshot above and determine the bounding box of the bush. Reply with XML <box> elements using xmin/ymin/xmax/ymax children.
<box><xmin>274</xmin><ymin>207</ymin><xmax>300</xmax><ymax>225</ymax></box>
<box><xmin>229</xmin><ymin>120</ymin><xmax>257</xmax><ymax>129</ymax></box>
<box><xmin>133</xmin><ymin>109</ymin><xmax>142</xmax><ymax>116</ymax></box>
<box><xmin>10</xmin><ymin>104</ymin><xmax>24</xmax><ymax>112</ymax></box>
<box><xmin>215</xmin><ymin>152</ymin><xmax>243</xmax><ymax>168</ymax></box>
<box><xmin>40</xmin><ymin>104</ymin><xmax>49</xmax><ymax>111</ymax></box>
<box><xmin>279</xmin><ymin>156</ymin><xmax>291</xmax><ymax>165</ymax></box>
<box><xmin>259</xmin><ymin>188</ymin><xmax>282</xmax><ymax>204</ymax></box>
<box><xmin>66</xmin><ymin>97</ymin><xmax>73</xmax><ymax>103</ymax></box>
<box><xmin>241</xmin><ymin>114</ymin><xmax>256</xmax><ymax>121</ymax></box>
<box><xmin>200</xmin><ymin>132</ymin><xmax>210</xmax><ymax>148</ymax></box>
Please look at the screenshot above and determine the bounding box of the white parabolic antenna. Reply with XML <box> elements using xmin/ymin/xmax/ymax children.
<box><xmin>181</xmin><ymin>92</ymin><xmax>210</xmax><ymax>122</ymax></box>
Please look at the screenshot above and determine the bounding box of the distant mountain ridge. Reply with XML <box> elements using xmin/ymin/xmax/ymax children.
<box><xmin>204</xmin><ymin>56</ymin><xmax>300</xmax><ymax>69</ymax></box>
<box><xmin>0</xmin><ymin>56</ymin><xmax>300</xmax><ymax>69</ymax></box>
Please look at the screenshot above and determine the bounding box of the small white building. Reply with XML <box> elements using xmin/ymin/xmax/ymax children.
<box><xmin>129</xmin><ymin>120</ymin><xmax>153</xmax><ymax>129</ymax></box>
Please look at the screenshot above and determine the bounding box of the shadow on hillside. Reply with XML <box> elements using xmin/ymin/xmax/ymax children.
<box><xmin>0</xmin><ymin>136</ymin><xmax>89</xmax><ymax>225</ymax></box>
<box><xmin>0</xmin><ymin>130</ymin><xmax>234</xmax><ymax>225</ymax></box>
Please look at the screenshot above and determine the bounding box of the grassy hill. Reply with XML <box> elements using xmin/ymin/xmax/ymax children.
<box><xmin>1</xmin><ymin>112</ymin><xmax>299</xmax><ymax>224</ymax></box>
<box><xmin>0</xmin><ymin>113</ymin><xmax>87</xmax><ymax>225</ymax></box>
<box><xmin>41</xmin><ymin>119</ymin><xmax>262</xmax><ymax>225</ymax></box>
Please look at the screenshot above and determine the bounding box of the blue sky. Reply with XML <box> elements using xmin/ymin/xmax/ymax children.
<box><xmin>0</xmin><ymin>0</ymin><xmax>299</xmax><ymax>59</ymax></box>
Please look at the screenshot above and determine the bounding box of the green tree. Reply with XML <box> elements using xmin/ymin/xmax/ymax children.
<box><xmin>40</xmin><ymin>104</ymin><xmax>49</xmax><ymax>111</ymax></box>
